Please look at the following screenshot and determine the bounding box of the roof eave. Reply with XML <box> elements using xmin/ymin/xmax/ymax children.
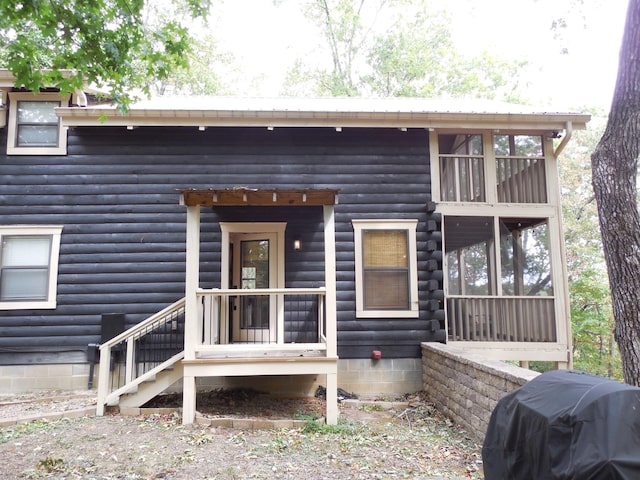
<box><xmin>57</xmin><ymin>107</ymin><xmax>590</xmax><ymax>132</ymax></box>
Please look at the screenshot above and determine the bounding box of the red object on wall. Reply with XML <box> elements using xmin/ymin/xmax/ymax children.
<box><xmin>371</xmin><ymin>350</ymin><xmax>382</xmax><ymax>360</ymax></box>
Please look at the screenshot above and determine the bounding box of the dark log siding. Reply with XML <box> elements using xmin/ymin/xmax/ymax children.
<box><xmin>0</xmin><ymin>126</ymin><xmax>443</xmax><ymax>364</ymax></box>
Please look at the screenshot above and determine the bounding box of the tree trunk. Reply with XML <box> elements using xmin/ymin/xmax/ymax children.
<box><xmin>591</xmin><ymin>0</ymin><xmax>640</xmax><ymax>384</ymax></box>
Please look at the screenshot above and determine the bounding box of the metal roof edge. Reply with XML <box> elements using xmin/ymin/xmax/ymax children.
<box><xmin>57</xmin><ymin>105</ymin><xmax>590</xmax><ymax>131</ymax></box>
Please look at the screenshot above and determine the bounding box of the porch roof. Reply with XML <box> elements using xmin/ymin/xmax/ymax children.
<box><xmin>179</xmin><ymin>188</ymin><xmax>339</xmax><ymax>207</ymax></box>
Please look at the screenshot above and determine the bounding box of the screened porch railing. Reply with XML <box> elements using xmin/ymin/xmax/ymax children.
<box><xmin>447</xmin><ymin>296</ymin><xmax>556</xmax><ymax>342</ymax></box>
<box><xmin>197</xmin><ymin>287</ymin><xmax>326</xmax><ymax>347</ymax></box>
<box><xmin>439</xmin><ymin>156</ymin><xmax>486</xmax><ymax>202</ymax></box>
<box><xmin>496</xmin><ymin>157</ymin><xmax>547</xmax><ymax>203</ymax></box>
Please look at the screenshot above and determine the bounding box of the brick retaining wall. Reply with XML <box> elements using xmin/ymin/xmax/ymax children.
<box><xmin>421</xmin><ymin>343</ymin><xmax>540</xmax><ymax>441</ymax></box>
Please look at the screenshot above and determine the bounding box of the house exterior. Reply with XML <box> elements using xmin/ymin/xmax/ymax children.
<box><xmin>0</xmin><ymin>70</ymin><xmax>589</xmax><ymax>423</ymax></box>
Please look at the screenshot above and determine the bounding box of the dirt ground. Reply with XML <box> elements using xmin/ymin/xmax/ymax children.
<box><xmin>0</xmin><ymin>389</ymin><xmax>484</xmax><ymax>479</ymax></box>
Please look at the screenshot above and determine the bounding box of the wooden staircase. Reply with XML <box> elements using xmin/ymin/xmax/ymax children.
<box><xmin>97</xmin><ymin>299</ymin><xmax>186</xmax><ymax>415</ymax></box>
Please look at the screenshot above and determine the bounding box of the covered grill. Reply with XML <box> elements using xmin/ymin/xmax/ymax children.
<box><xmin>482</xmin><ymin>369</ymin><xmax>640</xmax><ymax>479</ymax></box>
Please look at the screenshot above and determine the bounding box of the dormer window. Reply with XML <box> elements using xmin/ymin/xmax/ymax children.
<box><xmin>6</xmin><ymin>92</ymin><xmax>68</xmax><ymax>155</ymax></box>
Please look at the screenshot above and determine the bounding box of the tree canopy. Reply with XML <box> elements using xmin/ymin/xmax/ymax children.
<box><xmin>282</xmin><ymin>0</ymin><xmax>525</xmax><ymax>100</ymax></box>
<box><xmin>0</xmin><ymin>0</ymin><xmax>211</xmax><ymax>110</ymax></box>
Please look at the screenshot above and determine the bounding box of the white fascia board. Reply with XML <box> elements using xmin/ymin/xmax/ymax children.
<box><xmin>58</xmin><ymin>106</ymin><xmax>590</xmax><ymax>132</ymax></box>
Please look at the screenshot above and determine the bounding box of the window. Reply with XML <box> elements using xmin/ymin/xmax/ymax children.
<box><xmin>0</xmin><ymin>226</ymin><xmax>63</xmax><ymax>310</ymax></box>
<box><xmin>6</xmin><ymin>92</ymin><xmax>68</xmax><ymax>155</ymax></box>
<box><xmin>353</xmin><ymin>220</ymin><xmax>418</xmax><ymax>318</ymax></box>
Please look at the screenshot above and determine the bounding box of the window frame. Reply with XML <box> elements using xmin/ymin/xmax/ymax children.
<box><xmin>0</xmin><ymin>90</ymin><xmax>6</xmax><ymax>128</ymax></box>
<box><xmin>0</xmin><ymin>226</ymin><xmax>63</xmax><ymax>310</ymax></box>
<box><xmin>6</xmin><ymin>92</ymin><xmax>69</xmax><ymax>155</ymax></box>
<box><xmin>353</xmin><ymin>219</ymin><xmax>419</xmax><ymax>318</ymax></box>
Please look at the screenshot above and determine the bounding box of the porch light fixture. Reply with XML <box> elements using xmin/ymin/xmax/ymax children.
<box><xmin>335</xmin><ymin>127</ymin><xmax>342</xmax><ymax>132</ymax></box>
<box><xmin>293</xmin><ymin>239</ymin><xmax>302</xmax><ymax>251</ymax></box>
<box><xmin>126</xmin><ymin>125</ymin><xmax>135</xmax><ymax>130</ymax></box>
<box><xmin>267</xmin><ymin>126</ymin><xmax>274</xmax><ymax>131</ymax></box>
<box><xmin>198</xmin><ymin>126</ymin><xmax>207</xmax><ymax>131</ymax></box>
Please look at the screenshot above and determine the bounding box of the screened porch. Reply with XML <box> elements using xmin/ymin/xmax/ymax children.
<box><xmin>443</xmin><ymin>216</ymin><xmax>561</xmax><ymax>345</ymax></box>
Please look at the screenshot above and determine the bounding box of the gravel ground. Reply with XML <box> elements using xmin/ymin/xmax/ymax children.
<box><xmin>0</xmin><ymin>390</ymin><xmax>484</xmax><ymax>479</ymax></box>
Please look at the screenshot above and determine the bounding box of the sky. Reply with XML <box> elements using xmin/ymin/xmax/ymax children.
<box><xmin>210</xmin><ymin>0</ymin><xmax>628</xmax><ymax>111</ymax></box>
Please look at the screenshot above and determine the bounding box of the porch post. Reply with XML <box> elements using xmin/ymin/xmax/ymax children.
<box><xmin>183</xmin><ymin>204</ymin><xmax>200</xmax><ymax>425</ymax></box>
<box><xmin>324</xmin><ymin>204</ymin><xmax>339</xmax><ymax>425</ymax></box>
<box><xmin>323</xmin><ymin>205</ymin><xmax>337</xmax><ymax>358</ymax></box>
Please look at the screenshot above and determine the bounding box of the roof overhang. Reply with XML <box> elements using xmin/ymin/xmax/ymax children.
<box><xmin>57</xmin><ymin>97</ymin><xmax>591</xmax><ymax>133</ymax></box>
<box><xmin>179</xmin><ymin>188</ymin><xmax>339</xmax><ymax>207</ymax></box>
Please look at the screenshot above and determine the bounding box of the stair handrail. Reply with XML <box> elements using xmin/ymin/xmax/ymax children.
<box><xmin>99</xmin><ymin>297</ymin><xmax>186</xmax><ymax>349</ymax></box>
<box><xmin>97</xmin><ymin>297</ymin><xmax>186</xmax><ymax>415</ymax></box>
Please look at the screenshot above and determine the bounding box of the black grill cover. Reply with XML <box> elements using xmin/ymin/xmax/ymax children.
<box><xmin>482</xmin><ymin>370</ymin><xmax>640</xmax><ymax>479</ymax></box>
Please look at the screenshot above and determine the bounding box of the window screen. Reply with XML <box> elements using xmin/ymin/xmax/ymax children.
<box><xmin>362</xmin><ymin>229</ymin><xmax>410</xmax><ymax>310</ymax></box>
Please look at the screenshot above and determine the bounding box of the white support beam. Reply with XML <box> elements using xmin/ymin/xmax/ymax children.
<box><xmin>323</xmin><ymin>205</ymin><xmax>338</xmax><ymax>358</ymax></box>
<box><xmin>184</xmin><ymin>205</ymin><xmax>201</xmax><ymax>360</ymax></box>
<box><xmin>326</xmin><ymin>371</ymin><xmax>338</xmax><ymax>425</ymax></box>
<box><xmin>182</xmin><ymin>375</ymin><xmax>196</xmax><ymax>425</ymax></box>
<box><xmin>183</xmin><ymin>205</ymin><xmax>201</xmax><ymax>425</ymax></box>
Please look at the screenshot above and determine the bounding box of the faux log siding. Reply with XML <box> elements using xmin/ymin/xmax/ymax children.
<box><xmin>0</xmin><ymin>126</ymin><xmax>444</xmax><ymax>364</ymax></box>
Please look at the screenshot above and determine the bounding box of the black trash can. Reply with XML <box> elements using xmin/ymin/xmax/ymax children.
<box><xmin>482</xmin><ymin>369</ymin><xmax>640</xmax><ymax>480</ymax></box>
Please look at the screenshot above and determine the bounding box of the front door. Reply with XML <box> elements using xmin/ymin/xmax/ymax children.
<box><xmin>231</xmin><ymin>233</ymin><xmax>277</xmax><ymax>342</ymax></box>
<box><xmin>220</xmin><ymin>222</ymin><xmax>286</xmax><ymax>344</ymax></box>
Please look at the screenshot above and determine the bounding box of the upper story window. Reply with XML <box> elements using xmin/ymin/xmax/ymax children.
<box><xmin>438</xmin><ymin>134</ymin><xmax>485</xmax><ymax>202</ymax></box>
<box><xmin>6</xmin><ymin>92</ymin><xmax>68</xmax><ymax>155</ymax></box>
<box><xmin>353</xmin><ymin>219</ymin><xmax>419</xmax><ymax>318</ymax></box>
<box><xmin>436</xmin><ymin>132</ymin><xmax>548</xmax><ymax>205</ymax></box>
<box><xmin>0</xmin><ymin>226</ymin><xmax>63</xmax><ymax>310</ymax></box>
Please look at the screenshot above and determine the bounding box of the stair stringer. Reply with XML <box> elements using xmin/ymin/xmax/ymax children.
<box><xmin>105</xmin><ymin>351</ymin><xmax>184</xmax><ymax>408</ymax></box>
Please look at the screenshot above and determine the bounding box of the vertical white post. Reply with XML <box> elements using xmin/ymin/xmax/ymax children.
<box><xmin>96</xmin><ymin>346</ymin><xmax>111</xmax><ymax>416</ymax></box>
<box><xmin>183</xmin><ymin>375</ymin><xmax>196</xmax><ymax>425</ymax></box>
<box><xmin>323</xmin><ymin>204</ymin><xmax>339</xmax><ymax>425</ymax></box>
<box><xmin>184</xmin><ymin>205</ymin><xmax>201</xmax><ymax>360</ymax></box>
<box><xmin>125</xmin><ymin>337</ymin><xmax>135</xmax><ymax>384</ymax></box>
<box><xmin>323</xmin><ymin>205</ymin><xmax>337</xmax><ymax>358</ymax></box>
<box><xmin>183</xmin><ymin>205</ymin><xmax>200</xmax><ymax>425</ymax></box>
<box><xmin>326</xmin><ymin>371</ymin><xmax>338</xmax><ymax>425</ymax></box>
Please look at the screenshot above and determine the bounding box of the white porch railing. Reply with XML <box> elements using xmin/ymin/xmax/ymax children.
<box><xmin>195</xmin><ymin>287</ymin><xmax>327</xmax><ymax>354</ymax></box>
<box><xmin>447</xmin><ymin>296</ymin><xmax>557</xmax><ymax>342</ymax></box>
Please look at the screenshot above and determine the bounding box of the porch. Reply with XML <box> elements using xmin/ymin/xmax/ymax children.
<box><xmin>96</xmin><ymin>188</ymin><xmax>339</xmax><ymax>424</ymax></box>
